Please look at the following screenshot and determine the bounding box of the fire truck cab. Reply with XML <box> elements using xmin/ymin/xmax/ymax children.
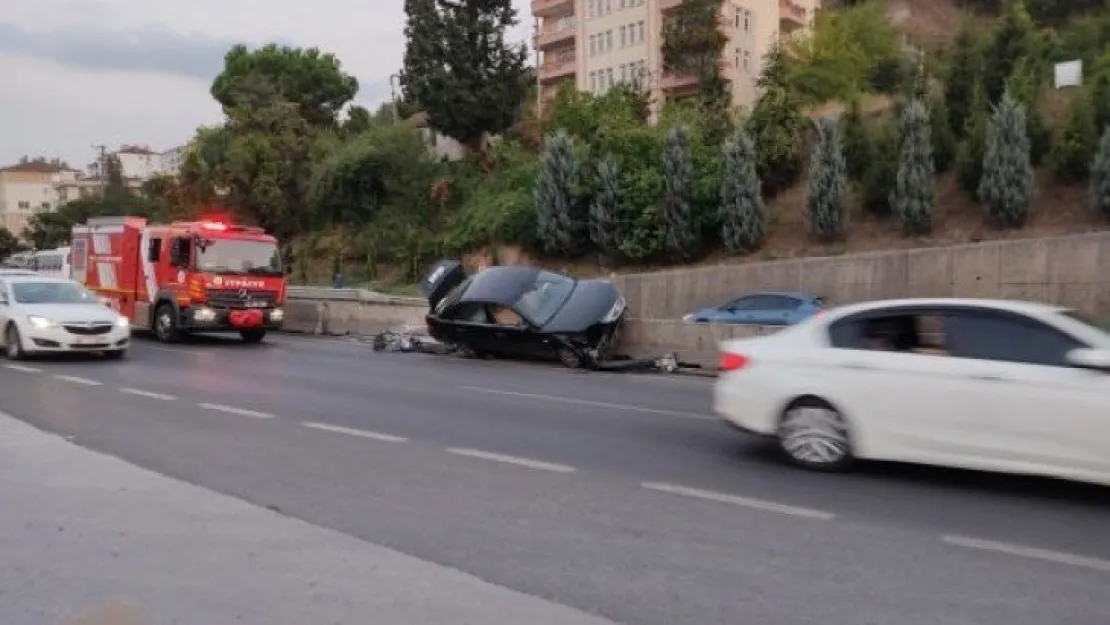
<box><xmin>71</xmin><ymin>215</ymin><xmax>287</xmax><ymax>343</ymax></box>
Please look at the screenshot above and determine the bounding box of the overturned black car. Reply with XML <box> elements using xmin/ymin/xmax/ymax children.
<box><xmin>421</xmin><ymin>261</ymin><xmax>626</xmax><ymax>368</ymax></box>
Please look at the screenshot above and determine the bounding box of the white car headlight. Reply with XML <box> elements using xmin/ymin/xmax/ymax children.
<box><xmin>27</xmin><ymin>315</ymin><xmax>56</xmax><ymax>329</ymax></box>
<box><xmin>682</xmin><ymin>313</ymin><xmax>693</xmax><ymax>322</ymax></box>
<box><xmin>600</xmin><ymin>297</ymin><xmax>626</xmax><ymax>324</ymax></box>
<box><xmin>115</xmin><ymin>315</ymin><xmax>129</xmax><ymax>327</ymax></box>
<box><xmin>270</xmin><ymin>308</ymin><xmax>284</xmax><ymax>321</ymax></box>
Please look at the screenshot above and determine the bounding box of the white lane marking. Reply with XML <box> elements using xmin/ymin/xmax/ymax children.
<box><xmin>942</xmin><ymin>535</ymin><xmax>1110</xmax><ymax>574</ymax></box>
<box><xmin>119</xmin><ymin>387</ymin><xmax>176</xmax><ymax>400</ymax></box>
<box><xmin>641</xmin><ymin>482</ymin><xmax>835</xmax><ymax>520</ymax></box>
<box><xmin>3</xmin><ymin>363</ymin><xmax>41</xmax><ymax>372</ymax></box>
<box><xmin>446</xmin><ymin>448</ymin><xmax>577</xmax><ymax>473</ymax></box>
<box><xmin>198</xmin><ymin>403</ymin><xmax>275</xmax><ymax>419</ymax></box>
<box><xmin>139</xmin><ymin>343</ymin><xmax>201</xmax><ymax>355</ymax></box>
<box><xmin>459</xmin><ymin>385</ymin><xmax>712</xmax><ymax>421</ymax></box>
<box><xmin>301</xmin><ymin>421</ymin><xmax>407</xmax><ymax>442</ymax></box>
<box><xmin>54</xmin><ymin>374</ymin><xmax>102</xmax><ymax>386</ymax></box>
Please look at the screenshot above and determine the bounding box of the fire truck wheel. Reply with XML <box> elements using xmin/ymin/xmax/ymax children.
<box><xmin>154</xmin><ymin>303</ymin><xmax>182</xmax><ymax>343</ymax></box>
<box><xmin>239</xmin><ymin>329</ymin><xmax>267</xmax><ymax>343</ymax></box>
<box><xmin>4</xmin><ymin>324</ymin><xmax>26</xmax><ymax>360</ymax></box>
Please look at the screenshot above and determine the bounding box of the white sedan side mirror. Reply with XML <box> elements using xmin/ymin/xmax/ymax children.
<box><xmin>1066</xmin><ymin>348</ymin><xmax>1110</xmax><ymax>371</ymax></box>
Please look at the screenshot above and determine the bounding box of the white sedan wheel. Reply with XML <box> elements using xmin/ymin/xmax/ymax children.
<box><xmin>778</xmin><ymin>402</ymin><xmax>852</xmax><ymax>469</ymax></box>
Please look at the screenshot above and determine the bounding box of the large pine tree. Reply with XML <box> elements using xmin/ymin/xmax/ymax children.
<box><xmin>401</xmin><ymin>0</ymin><xmax>530</xmax><ymax>151</ymax></box>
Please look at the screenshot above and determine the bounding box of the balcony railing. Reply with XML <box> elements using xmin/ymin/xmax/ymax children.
<box><xmin>534</xmin><ymin>20</ymin><xmax>576</xmax><ymax>48</ymax></box>
<box><xmin>658</xmin><ymin>72</ymin><xmax>699</xmax><ymax>90</ymax></box>
<box><xmin>779</xmin><ymin>0</ymin><xmax>807</xmax><ymax>29</ymax></box>
<box><xmin>538</xmin><ymin>58</ymin><xmax>577</xmax><ymax>82</ymax></box>
<box><xmin>531</xmin><ymin>0</ymin><xmax>573</xmax><ymax>16</ymax></box>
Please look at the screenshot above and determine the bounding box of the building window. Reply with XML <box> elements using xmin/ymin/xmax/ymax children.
<box><xmin>637</xmin><ymin>20</ymin><xmax>645</xmax><ymax>43</ymax></box>
<box><xmin>744</xmin><ymin>9</ymin><xmax>751</xmax><ymax>32</ymax></box>
<box><xmin>18</xmin><ymin>201</ymin><xmax>30</xmax><ymax>210</ymax></box>
<box><xmin>590</xmin><ymin>71</ymin><xmax>597</xmax><ymax>92</ymax></box>
<box><xmin>620</xmin><ymin>25</ymin><xmax>626</xmax><ymax>47</ymax></box>
<box><xmin>605</xmin><ymin>30</ymin><xmax>613</xmax><ymax>50</ymax></box>
<box><xmin>587</xmin><ymin>0</ymin><xmax>595</xmax><ymax>18</ymax></box>
<box><xmin>606</xmin><ymin>67</ymin><xmax>614</xmax><ymax>87</ymax></box>
<box><xmin>41</xmin><ymin>202</ymin><xmax>50</xmax><ymax>210</ymax></box>
<box><xmin>743</xmin><ymin>49</ymin><xmax>751</xmax><ymax>71</ymax></box>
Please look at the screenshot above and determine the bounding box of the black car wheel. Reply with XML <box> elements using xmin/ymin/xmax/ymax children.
<box><xmin>154</xmin><ymin>303</ymin><xmax>181</xmax><ymax>343</ymax></box>
<box><xmin>556</xmin><ymin>346</ymin><xmax>583</xmax><ymax>369</ymax></box>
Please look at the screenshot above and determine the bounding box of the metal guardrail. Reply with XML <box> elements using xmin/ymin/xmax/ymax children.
<box><xmin>285</xmin><ymin>286</ymin><xmax>425</xmax><ymax>306</ymax></box>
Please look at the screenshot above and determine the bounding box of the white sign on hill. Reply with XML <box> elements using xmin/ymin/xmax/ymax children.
<box><xmin>1054</xmin><ymin>60</ymin><xmax>1083</xmax><ymax>89</ymax></box>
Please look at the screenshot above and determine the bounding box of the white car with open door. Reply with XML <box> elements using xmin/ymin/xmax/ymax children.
<box><xmin>0</xmin><ymin>275</ymin><xmax>131</xmax><ymax>359</ymax></box>
<box><xmin>714</xmin><ymin>298</ymin><xmax>1110</xmax><ymax>487</ymax></box>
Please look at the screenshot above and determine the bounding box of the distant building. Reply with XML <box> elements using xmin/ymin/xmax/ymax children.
<box><xmin>533</xmin><ymin>0</ymin><xmax>820</xmax><ymax>118</ymax></box>
<box><xmin>405</xmin><ymin>112</ymin><xmax>467</xmax><ymax>161</ymax></box>
<box><xmin>0</xmin><ymin>161</ymin><xmax>80</xmax><ymax>236</ymax></box>
<box><xmin>159</xmin><ymin>144</ymin><xmax>188</xmax><ymax>176</ymax></box>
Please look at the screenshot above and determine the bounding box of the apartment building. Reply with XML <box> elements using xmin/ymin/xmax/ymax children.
<box><xmin>533</xmin><ymin>0</ymin><xmax>820</xmax><ymax>117</ymax></box>
<box><xmin>0</xmin><ymin>161</ymin><xmax>80</xmax><ymax>235</ymax></box>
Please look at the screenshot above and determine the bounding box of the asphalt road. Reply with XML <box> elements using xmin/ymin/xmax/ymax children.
<box><xmin>2</xmin><ymin>333</ymin><xmax>1109</xmax><ymax>625</ymax></box>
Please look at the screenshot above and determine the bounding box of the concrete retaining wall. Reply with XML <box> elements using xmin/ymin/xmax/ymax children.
<box><xmin>281</xmin><ymin>231</ymin><xmax>1110</xmax><ymax>364</ymax></box>
<box><xmin>281</xmin><ymin>299</ymin><xmax>428</xmax><ymax>336</ymax></box>
<box><xmin>611</xmin><ymin>231</ymin><xmax>1110</xmax><ymax>320</ymax></box>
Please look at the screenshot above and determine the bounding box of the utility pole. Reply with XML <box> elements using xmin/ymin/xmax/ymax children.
<box><xmin>91</xmin><ymin>144</ymin><xmax>107</xmax><ymax>196</ymax></box>
<box><xmin>389</xmin><ymin>74</ymin><xmax>400</xmax><ymax>123</ymax></box>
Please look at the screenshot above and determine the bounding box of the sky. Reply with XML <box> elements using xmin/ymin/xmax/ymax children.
<box><xmin>0</xmin><ymin>0</ymin><xmax>534</xmax><ymax>170</ymax></box>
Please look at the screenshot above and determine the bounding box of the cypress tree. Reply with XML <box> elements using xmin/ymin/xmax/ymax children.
<box><xmin>1048</xmin><ymin>92</ymin><xmax>1098</xmax><ymax>183</ymax></box>
<box><xmin>979</xmin><ymin>90</ymin><xmax>1035</xmax><ymax>228</ymax></box>
<box><xmin>807</xmin><ymin>117</ymin><xmax>847</xmax><ymax>241</ymax></box>
<box><xmin>719</xmin><ymin>130</ymin><xmax>765</xmax><ymax>255</ymax></box>
<box><xmin>589</xmin><ymin>156</ymin><xmax>623</xmax><ymax>261</ymax></box>
<box><xmin>891</xmin><ymin>100</ymin><xmax>936</xmax><ymax>235</ymax></box>
<box><xmin>840</xmin><ymin>98</ymin><xmax>872</xmax><ymax>182</ymax></box>
<box><xmin>1091</xmin><ymin>126</ymin><xmax>1110</xmax><ymax>220</ymax></box>
<box><xmin>663</xmin><ymin>124</ymin><xmax>698</xmax><ymax>260</ymax></box>
<box><xmin>534</xmin><ymin>131</ymin><xmax>582</xmax><ymax>254</ymax></box>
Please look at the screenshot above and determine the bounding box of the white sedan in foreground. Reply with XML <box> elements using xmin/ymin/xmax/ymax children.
<box><xmin>0</xmin><ymin>275</ymin><xmax>130</xmax><ymax>359</ymax></box>
<box><xmin>714</xmin><ymin>298</ymin><xmax>1110</xmax><ymax>487</ymax></box>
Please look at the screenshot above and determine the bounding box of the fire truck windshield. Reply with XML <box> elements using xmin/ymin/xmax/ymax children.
<box><xmin>195</xmin><ymin>239</ymin><xmax>281</xmax><ymax>275</ymax></box>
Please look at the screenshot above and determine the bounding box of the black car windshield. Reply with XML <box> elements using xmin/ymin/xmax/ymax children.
<box><xmin>514</xmin><ymin>271</ymin><xmax>575</xmax><ymax>326</ymax></box>
<box><xmin>12</xmin><ymin>281</ymin><xmax>98</xmax><ymax>304</ymax></box>
<box><xmin>196</xmin><ymin>239</ymin><xmax>281</xmax><ymax>275</ymax></box>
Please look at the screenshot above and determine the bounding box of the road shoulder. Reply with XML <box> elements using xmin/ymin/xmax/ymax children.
<box><xmin>0</xmin><ymin>410</ymin><xmax>616</xmax><ymax>625</ymax></box>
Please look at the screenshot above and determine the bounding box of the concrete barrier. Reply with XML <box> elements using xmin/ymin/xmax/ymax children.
<box><xmin>618</xmin><ymin>319</ymin><xmax>780</xmax><ymax>367</ymax></box>
<box><xmin>281</xmin><ymin>290</ymin><xmax>427</xmax><ymax>336</ymax></box>
<box><xmin>610</xmin><ymin>231</ymin><xmax>1110</xmax><ymax>320</ymax></box>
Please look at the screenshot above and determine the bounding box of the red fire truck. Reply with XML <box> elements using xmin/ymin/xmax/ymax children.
<box><xmin>70</xmin><ymin>215</ymin><xmax>287</xmax><ymax>343</ymax></box>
